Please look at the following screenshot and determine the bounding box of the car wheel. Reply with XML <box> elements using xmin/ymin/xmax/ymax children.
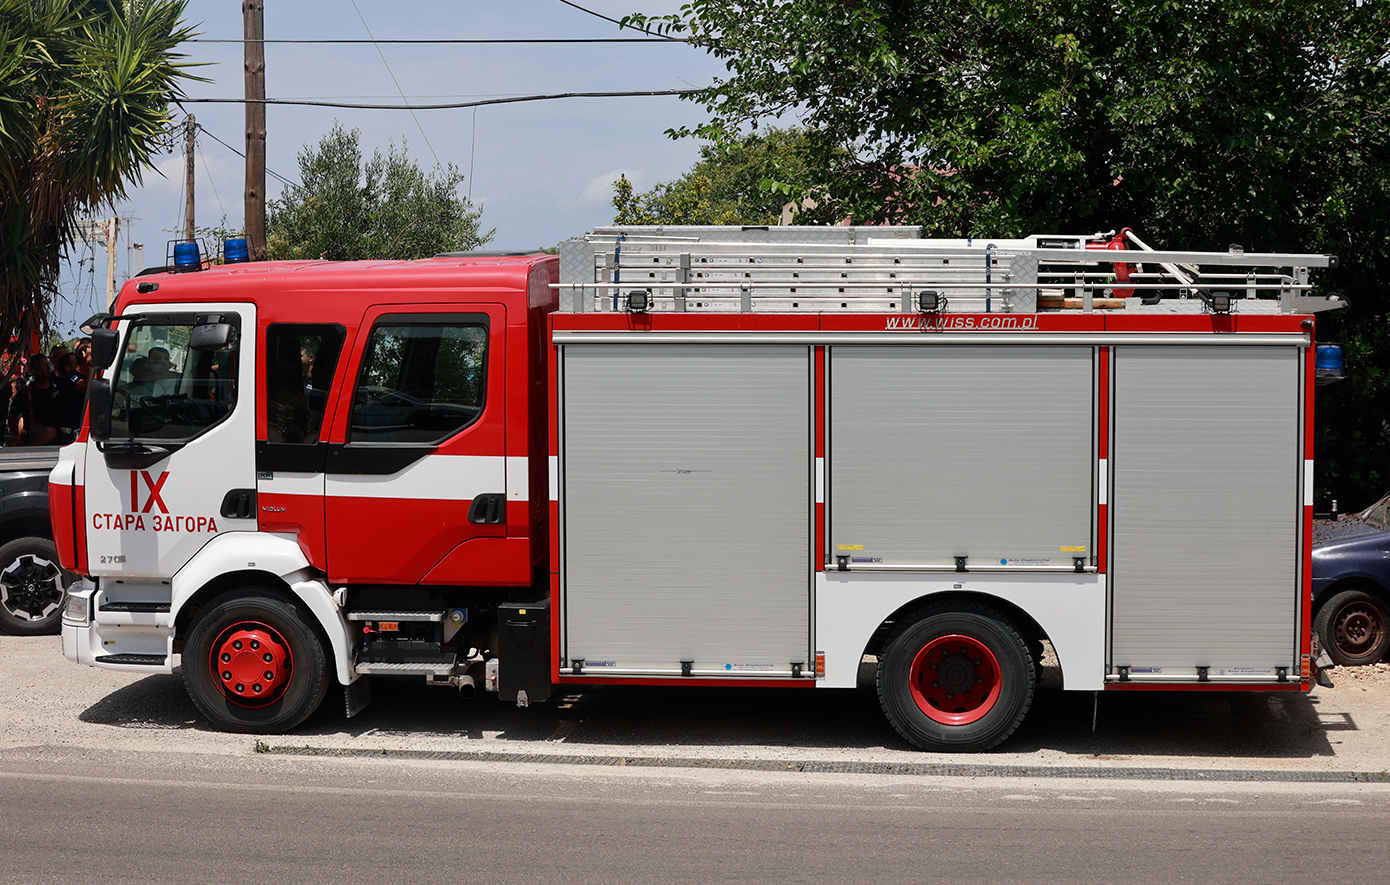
<box><xmin>0</xmin><ymin>536</ymin><xmax>72</xmax><ymax>636</ymax></box>
<box><xmin>1315</xmin><ymin>588</ymin><xmax>1390</xmax><ymax>666</ymax></box>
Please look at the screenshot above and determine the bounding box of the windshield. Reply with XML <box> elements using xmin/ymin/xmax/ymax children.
<box><xmin>109</xmin><ymin>319</ymin><xmax>238</xmax><ymax>441</ymax></box>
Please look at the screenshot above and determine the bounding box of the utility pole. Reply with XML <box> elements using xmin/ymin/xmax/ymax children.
<box><xmin>97</xmin><ymin>218</ymin><xmax>120</xmax><ymax>310</ymax></box>
<box><xmin>184</xmin><ymin>114</ymin><xmax>196</xmax><ymax>242</ymax></box>
<box><xmin>244</xmin><ymin>0</ymin><xmax>266</xmax><ymax>260</ymax></box>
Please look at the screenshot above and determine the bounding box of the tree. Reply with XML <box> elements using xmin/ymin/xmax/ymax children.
<box><xmin>630</xmin><ymin>0</ymin><xmax>1390</xmax><ymax>507</ymax></box>
<box><xmin>612</xmin><ymin>127</ymin><xmax>814</xmax><ymax>225</ymax></box>
<box><xmin>0</xmin><ymin>0</ymin><xmax>198</xmax><ymax>365</ymax></box>
<box><xmin>266</xmin><ymin>122</ymin><xmax>492</xmax><ymax>261</ymax></box>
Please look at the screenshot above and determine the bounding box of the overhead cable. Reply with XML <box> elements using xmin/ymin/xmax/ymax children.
<box><xmin>555</xmin><ymin>0</ymin><xmax>683</xmax><ymax>40</ymax></box>
<box><xmin>180</xmin><ymin>89</ymin><xmax>697</xmax><ymax>111</ymax></box>
<box><xmin>347</xmin><ymin>0</ymin><xmax>440</xmax><ymax>166</ymax></box>
<box><xmin>189</xmin><ymin>37</ymin><xmax>686</xmax><ymax>44</ymax></box>
<box><xmin>194</xmin><ymin>124</ymin><xmax>304</xmax><ymax>193</ymax></box>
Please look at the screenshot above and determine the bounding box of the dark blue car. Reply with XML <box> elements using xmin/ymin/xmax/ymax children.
<box><xmin>1312</xmin><ymin>497</ymin><xmax>1390</xmax><ymax>665</ymax></box>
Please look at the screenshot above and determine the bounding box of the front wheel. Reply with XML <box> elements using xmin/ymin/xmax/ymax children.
<box><xmin>1315</xmin><ymin>588</ymin><xmax>1390</xmax><ymax>666</ymax></box>
<box><xmin>878</xmin><ymin>603</ymin><xmax>1035</xmax><ymax>752</ymax></box>
<box><xmin>0</xmin><ymin>536</ymin><xmax>72</xmax><ymax>635</ymax></box>
<box><xmin>182</xmin><ymin>590</ymin><xmax>330</xmax><ymax>733</ymax></box>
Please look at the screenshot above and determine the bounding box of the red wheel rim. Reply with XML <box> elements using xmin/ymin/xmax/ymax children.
<box><xmin>208</xmin><ymin>621</ymin><xmax>294</xmax><ymax>707</ymax></box>
<box><xmin>908</xmin><ymin>634</ymin><xmax>1002</xmax><ymax>725</ymax></box>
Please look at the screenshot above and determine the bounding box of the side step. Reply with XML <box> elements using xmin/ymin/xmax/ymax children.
<box><xmin>353</xmin><ymin>650</ymin><xmax>457</xmax><ymax>676</ymax></box>
<box><xmin>95</xmin><ymin>654</ymin><xmax>167</xmax><ymax>665</ymax></box>
<box><xmin>98</xmin><ymin>601</ymin><xmax>171</xmax><ymax>613</ymax></box>
<box><xmin>346</xmin><ymin>610</ymin><xmax>445</xmax><ymax>622</ymax></box>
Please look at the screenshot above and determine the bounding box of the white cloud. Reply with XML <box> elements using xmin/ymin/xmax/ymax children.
<box><xmin>563</xmin><ymin>169</ymin><xmax>643</xmax><ymax>210</ymax></box>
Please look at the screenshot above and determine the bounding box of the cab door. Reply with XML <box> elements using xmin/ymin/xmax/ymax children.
<box><xmin>83</xmin><ymin>305</ymin><xmax>257</xmax><ymax>579</ymax></box>
<box><xmin>254</xmin><ymin>322</ymin><xmax>350</xmax><ymax>571</ymax></box>
<box><xmin>323</xmin><ymin>305</ymin><xmax>506</xmax><ymax>585</ymax></box>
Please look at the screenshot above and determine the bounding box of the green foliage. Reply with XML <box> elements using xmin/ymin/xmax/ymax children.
<box><xmin>611</xmin><ymin>127</ymin><xmax>814</xmax><ymax>225</ymax></box>
<box><xmin>0</xmin><ymin>0</ymin><xmax>199</xmax><ymax>360</ymax></box>
<box><xmin>266</xmin><ymin>122</ymin><xmax>493</xmax><ymax>261</ymax></box>
<box><xmin>630</xmin><ymin>0</ymin><xmax>1390</xmax><ymax>508</ymax></box>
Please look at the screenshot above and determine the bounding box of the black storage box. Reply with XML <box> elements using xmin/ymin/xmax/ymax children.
<box><xmin>497</xmin><ymin>598</ymin><xmax>553</xmax><ymax>704</ymax></box>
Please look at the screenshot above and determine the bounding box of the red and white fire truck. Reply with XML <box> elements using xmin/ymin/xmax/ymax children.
<box><xmin>53</xmin><ymin>225</ymin><xmax>1342</xmax><ymax>751</ymax></box>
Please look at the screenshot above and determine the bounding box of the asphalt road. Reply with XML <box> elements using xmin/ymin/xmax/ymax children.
<box><xmin>5</xmin><ymin>749</ymin><xmax>1390</xmax><ymax>885</ymax></box>
<box><xmin>5</xmin><ymin>635</ymin><xmax>1390</xmax><ymax>883</ymax></box>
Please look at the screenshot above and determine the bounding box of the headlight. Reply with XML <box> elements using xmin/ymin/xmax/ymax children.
<box><xmin>62</xmin><ymin>581</ymin><xmax>94</xmax><ymax>625</ymax></box>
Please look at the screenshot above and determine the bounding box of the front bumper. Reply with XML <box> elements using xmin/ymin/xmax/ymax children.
<box><xmin>61</xmin><ymin>580</ymin><xmax>174</xmax><ymax>674</ymax></box>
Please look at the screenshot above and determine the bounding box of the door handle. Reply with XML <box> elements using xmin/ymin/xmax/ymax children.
<box><xmin>467</xmin><ymin>493</ymin><xmax>505</xmax><ymax>524</ymax></box>
<box><xmin>220</xmin><ymin>488</ymin><xmax>256</xmax><ymax>520</ymax></box>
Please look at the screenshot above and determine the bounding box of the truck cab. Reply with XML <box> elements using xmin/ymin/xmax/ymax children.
<box><xmin>55</xmin><ymin>252</ymin><xmax>556</xmax><ymax>731</ymax></box>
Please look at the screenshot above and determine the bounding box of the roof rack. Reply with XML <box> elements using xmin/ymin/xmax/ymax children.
<box><xmin>555</xmin><ymin>227</ymin><xmax>1343</xmax><ymax>316</ymax></box>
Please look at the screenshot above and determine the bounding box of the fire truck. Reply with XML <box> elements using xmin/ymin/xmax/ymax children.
<box><xmin>53</xmin><ymin>226</ymin><xmax>1343</xmax><ymax>751</ymax></box>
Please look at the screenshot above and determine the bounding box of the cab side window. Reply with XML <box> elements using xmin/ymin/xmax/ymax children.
<box><xmin>110</xmin><ymin>320</ymin><xmax>237</xmax><ymax>441</ymax></box>
<box><xmin>349</xmin><ymin>322</ymin><xmax>487</xmax><ymax>444</ymax></box>
<box><xmin>264</xmin><ymin>324</ymin><xmax>345</xmax><ymax>444</ymax></box>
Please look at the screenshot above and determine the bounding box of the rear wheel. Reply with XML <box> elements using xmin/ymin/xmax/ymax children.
<box><xmin>0</xmin><ymin>536</ymin><xmax>72</xmax><ymax>635</ymax></box>
<box><xmin>182</xmin><ymin>590</ymin><xmax>330</xmax><ymax>733</ymax></box>
<box><xmin>1315</xmin><ymin>588</ymin><xmax>1390</xmax><ymax>666</ymax></box>
<box><xmin>878</xmin><ymin>603</ymin><xmax>1035</xmax><ymax>751</ymax></box>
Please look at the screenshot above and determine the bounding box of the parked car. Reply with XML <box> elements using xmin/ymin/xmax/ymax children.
<box><xmin>0</xmin><ymin>447</ymin><xmax>72</xmax><ymax>634</ymax></box>
<box><xmin>1311</xmin><ymin>494</ymin><xmax>1390</xmax><ymax>665</ymax></box>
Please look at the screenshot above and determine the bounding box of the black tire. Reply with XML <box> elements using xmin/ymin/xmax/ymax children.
<box><xmin>0</xmin><ymin>536</ymin><xmax>72</xmax><ymax>636</ymax></box>
<box><xmin>1315</xmin><ymin>588</ymin><xmax>1390</xmax><ymax>666</ymax></box>
<box><xmin>182</xmin><ymin>590</ymin><xmax>330</xmax><ymax>733</ymax></box>
<box><xmin>877</xmin><ymin>603</ymin><xmax>1035</xmax><ymax>752</ymax></box>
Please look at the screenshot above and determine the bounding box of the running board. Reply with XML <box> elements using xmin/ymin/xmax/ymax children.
<box><xmin>95</xmin><ymin>653</ymin><xmax>167</xmax><ymax>666</ymax></box>
<box><xmin>346</xmin><ymin>610</ymin><xmax>446</xmax><ymax>622</ymax></box>
<box><xmin>353</xmin><ymin>653</ymin><xmax>457</xmax><ymax>676</ymax></box>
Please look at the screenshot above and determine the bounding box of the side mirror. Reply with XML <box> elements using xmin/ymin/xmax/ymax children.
<box><xmin>90</xmin><ymin>328</ymin><xmax>120</xmax><ymax>369</ymax></box>
<box><xmin>88</xmin><ymin>377</ymin><xmax>113</xmax><ymax>441</ymax></box>
<box><xmin>189</xmin><ymin>322</ymin><xmax>233</xmax><ymax>351</ymax></box>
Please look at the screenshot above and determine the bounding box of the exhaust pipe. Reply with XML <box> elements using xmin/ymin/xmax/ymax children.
<box><xmin>456</xmin><ymin>674</ymin><xmax>477</xmax><ymax>700</ymax></box>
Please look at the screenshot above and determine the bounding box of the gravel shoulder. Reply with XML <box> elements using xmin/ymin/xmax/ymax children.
<box><xmin>5</xmin><ymin>634</ymin><xmax>1390</xmax><ymax>776</ymax></box>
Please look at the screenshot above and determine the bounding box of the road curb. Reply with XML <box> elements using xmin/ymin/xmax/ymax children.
<box><xmin>260</xmin><ymin>745</ymin><xmax>1390</xmax><ymax>783</ymax></box>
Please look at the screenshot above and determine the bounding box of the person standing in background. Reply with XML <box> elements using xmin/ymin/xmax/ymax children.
<box><xmin>54</xmin><ymin>351</ymin><xmax>83</xmax><ymax>445</ymax></box>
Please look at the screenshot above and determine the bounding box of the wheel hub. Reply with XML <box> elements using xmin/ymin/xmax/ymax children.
<box><xmin>209</xmin><ymin>622</ymin><xmax>293</xmax><ymax>707</ymax></box>
<box><xmin>0</xmin><ymin>554</ymin><xmax>64</xmax><ymax>621</ymax></box>
<box><xmin>909</xmin><ymin>634</ymin><xmax>1003</xmax><ymax>726</ymax></box>
<box><xmin>1335</xmin><ymin>605</ymin><xmax>1383</xmax><ymax>655</ymax></box>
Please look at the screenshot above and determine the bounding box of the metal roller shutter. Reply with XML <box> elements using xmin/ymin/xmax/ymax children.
<box><xmin>1110</xmin><ymin>346</ymin><xmax>1300</xmax><ymax>671</ymax></box>
<box><xmin>561</xmin><ymin>344</ymin><xmax>811</xmax><ymax>671</ymax></box>
<box><xmin>829</xmin><ymin>346</ymin><xmax>1094</xmax><ymax>569</ymax></box>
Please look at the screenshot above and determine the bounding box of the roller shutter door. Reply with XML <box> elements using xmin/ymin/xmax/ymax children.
<box><xmin>1110</xmin><ymin>346</ymin><xmax>1300</xmax><ymax>671</ymax></box>
<box><xmin>561</xmin><ymin>344</ymin><xmax>811</xmax><ymax>672</ymax></box>
<box><xmin>829</xmin><ymin>346</ymin><xmax>1094</xmax><ymax>569</ymax></box>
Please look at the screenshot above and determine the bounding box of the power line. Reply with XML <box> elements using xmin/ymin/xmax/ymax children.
<box><xmin>195</xmin><ymin>134</ymin><xmax>226</xmax><ymax>219</ymax></box>
<box><xmin>347</xmin><ymin>0</ymin><xmax>440</xmax><ymax>167</ymax></box>
<box><xmin>181</xmin><ymin>89</ymin><xmax>697</xmax><ymax>111</ymax></box>
<box><xmin>555</xmin><ymin>0</ymin><xmax>683</xmax><ymax>40</ymax></box>
<box><xmin>188</xmin><ymin>37</ymin><xmax>686</xmax><ymax>44</ymax></box>
<box><xmin>194</xmin><ymin>124</ymin><xmax>303</xmax><ymax>193</ymax></box>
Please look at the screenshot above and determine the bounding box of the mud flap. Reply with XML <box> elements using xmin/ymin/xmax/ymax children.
<box><xmin>1312</xmin><ymin>637</ymin><xmax>1335</xmax><ymax>689</ymax></box>
<box><xmin>345</xmin><ymin>675</ymin><xmax>372</xmax><ymax>717</ymax></box>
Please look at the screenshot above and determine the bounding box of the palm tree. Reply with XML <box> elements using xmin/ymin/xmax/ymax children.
<box><xmin>0</xmin><ymin>0</ymin><xmax>199</xmax><ymax>365</ymax></box>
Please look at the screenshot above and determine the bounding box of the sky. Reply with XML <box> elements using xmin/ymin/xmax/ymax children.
<box><xmin>52</xmin><ymin>0</ymin><xmax>730</xmax><ymax>338</ymax></box>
